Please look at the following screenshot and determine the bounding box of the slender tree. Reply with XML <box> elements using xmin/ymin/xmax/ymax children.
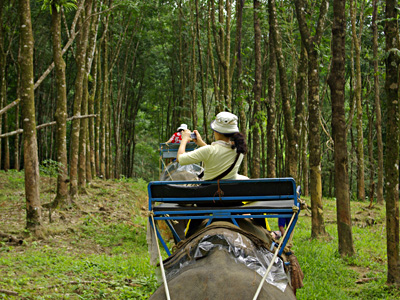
<box><xmin>235</xmin><ymin>0</ymin><xmax>247</xmax><ymax>176</ymax></box>
<box><xmin>251</xmin><ymin>0</ymin><xmax>262</xmax><ymax>178</ymax></box>
<box><xmin>350</xmin><ymin>0</ymin><xmax>365</xmax><ymax>201</ymax></box>
<box><xmin>372</xmin><ymin>0</ymin><xmax>384</xmax><ymax>205</ymax></box>
<box><xmin>70</xmin><ymin>0</ymin><xmax>92</xmax><ymax>197</ymax></box>
<box><xmin>19</xmin><ymin>0</ymin><xmax>41</xmax><ymax>231</ymax></box>
<box><xmin>266</xmin><ymin>4</ymin><xmax>276</xmax><ymax>179</ymax></box>
<box><xmin>294</xmin><ymin>0</ymin><xmax>329</xmax><ymax>238</ymax></box>
<box><xmin>384</xmin><ymin>0</ymin><xmax>400</xmax><ymax>285</ymax></box>
<box><xmin>328</xmin><ymin>0</ymin><xmax>355</xmax><ymax>257</ymax></box>
<box><xmin>51</xmin><ymin>0</ymin><xmax>70</xmax><ymax>208</ymax></box>
<box><xmin>269</xmin><ymin>0</ymin><xmax>298</xmax><ymax>181</ymax></box>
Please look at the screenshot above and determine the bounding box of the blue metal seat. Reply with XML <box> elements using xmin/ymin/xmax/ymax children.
<box><xmin>148</xmin><ymin>177</ymin><xmax>300</xmax><ymax>256</ymax></box>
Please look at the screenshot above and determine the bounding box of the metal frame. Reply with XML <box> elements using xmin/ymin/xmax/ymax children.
<box><xmin>148</xmin><ymin>178</ymin><xmax>300</xmax><ymax>256</ymax></box>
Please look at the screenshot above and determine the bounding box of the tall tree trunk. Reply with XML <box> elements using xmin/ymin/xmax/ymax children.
<box><xmin>328</xmin><ymin>0</ymin><xmax>355</xmax><ymax>257</ymax></box>
<box><xmin>14</xmin><ymin>102</ymin><xmax>20</xmax><ymax>171</ymax></box>
<box><xmin>384</xmin><ymin>0</ymin><xmax>400</xmax><ymax>284</ymax></box>
<box><xmin>211</xmin><ymin>0</ymin><xmax>234</xmax><ymax>110</ymax></box>
<box><xmin>95</xmin><ymin>48</ymin><xmax>102</xmax><ymax>176</ymax></box>
<box><xmin>70</xmin><ymin>0</ymin><xmax>92</xmax><ymax>198</ymax></box>
<box><xmin>100</xmin><ymin>21</ymin><xmax>109</xmax><ymax>178</ymax></box>
<box><xmin>196</xmin><ymin>0</ymin><xmax>209</xmax><ymax>144</ymax></box>
<box><xmin>0</xmin><ymin>2</ymin><xmax>4</xmax><ymax>171</ymax></box>
<box><xmin>294</xmin><ymin>0</ymin><xmax>328</xmax><ymax>238</ymax></box>
<box><xmin>207</xmin><ymin>0</ymin><xmax>221</xmax><ymax>112</ymax></box>
<box><xmin>19</xmin><ymin>0</ymin><xmax>41</xmax><ymax>231</ymax></box>
<box><xmin>251</xmin><ymin>0</ymin><xmax>262</xmax><ymax>179</ymax></box>
<box><xmin>269</xmin><ymin>0</ymin><xmax>298</xmax><ymax>181</ymax></box>
<box><xmin>190</xmin><ymin>1</ymin><xmax>197</xmax><ymax>129</ymax></box>
<box><xmin>78</xmin><ymin>76</ymin><xmax>88</xmax><ymax>189</ymax></box>
<box><xmin>350</xmin><ymin>0</ymin><xmax>365</xmax><ymax>201</ymax></box>
<box><xmin>372</xmin><ymin>0</ymin><xmax>384</xmax><ymax>205</ymax></box>
<box><xmin>295</xmin><ymin>45</ymin><xmax>307</xmax><ymax>180</ymax></box>
<box><xmin>235</xmin><ymin>0</ymin><xmax>247</xmax><ymax>176</ymax></box>
<box><xmin>301</xmin><ymin>118</ymin><xmax>308</xmax><ymax>196</ymax></box>
<box><xmin>266</xmin><ymin>7</ymin><xmax>276</xmax><ymax>179</ymax></box>
<box><xmin>51</xmin><ymin>3</ymin><xmax>69</xmax><ymax>208</ymax></box>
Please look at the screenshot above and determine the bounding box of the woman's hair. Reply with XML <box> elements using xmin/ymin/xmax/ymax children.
<box><xmin>224</xmin><ymin>132</ymin><xmax>248</xmax><ymax>154</ymax></box>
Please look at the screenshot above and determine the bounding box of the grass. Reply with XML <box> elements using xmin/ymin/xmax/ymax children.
<box><xmin>0</xmin><ymin>171</ymin><xmax>158</xmax><ymax>299</ymax></box>
<box><xmin>0</xmin><ymin>170</ymin><xmax>399</xmax><ymax>299</ymax></box>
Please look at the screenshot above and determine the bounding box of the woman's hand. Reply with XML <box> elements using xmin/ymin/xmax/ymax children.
<box><xmin>180</xmin><ymin>129</ymin><xmax>192</xmax><ymax>142</ymax></box>
<box><xmin>193</xmin><ymin>130</ymin><xmax>207</xmax><ymax>147</ymax></box>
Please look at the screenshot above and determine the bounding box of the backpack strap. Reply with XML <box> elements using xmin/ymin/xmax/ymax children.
<box><xmin>210</xmin><ymin>153</ymin><xmax>241</xmax><ymax>181</ymax></box>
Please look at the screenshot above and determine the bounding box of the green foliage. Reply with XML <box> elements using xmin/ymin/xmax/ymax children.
<box><xmin>39</xmin><ymin>159</ymin><xmax>63</xmax><ymax>177</ymax></box>
<box><xmin>40</xmin><ymin>0</ymin><xmax>77</xmax><ymax>13</ymax></box>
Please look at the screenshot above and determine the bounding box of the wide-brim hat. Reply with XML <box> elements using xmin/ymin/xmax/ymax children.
<box><xmin>177</xmin><ymin>123</ymin><xmax>188</xmax><ymax>131</ymax></box>
<box><xmin>210</xmin><ymin>112</ymin><xmax>239</xmax><ymax>134</ymax></box>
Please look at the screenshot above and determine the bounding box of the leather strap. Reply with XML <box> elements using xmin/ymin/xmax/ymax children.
<box><xmin>210</xmin><ymin>153</ymin><xmax>241</xmax><ymax>181</ymax></box>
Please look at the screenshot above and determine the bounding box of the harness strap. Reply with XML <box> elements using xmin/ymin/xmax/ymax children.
<box><xmin>213</xmin><ymin>179</ymin><xmax>224</xmax><ymax>203</ymax></box>
<box><xmin>150</xmin><ymin>213</ymin><xmax>171</xmax><ymax>300</ymax></box>
<box><xmin>252</xmin><ymin>212</ymin><xmax>296</xmax><ymax>300</ymax></box>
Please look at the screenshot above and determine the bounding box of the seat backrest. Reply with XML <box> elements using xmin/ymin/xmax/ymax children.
<box><xmin>148</xmin><ymin>178</ymin><xmax>298</xmax><ymax>208</ymax></box>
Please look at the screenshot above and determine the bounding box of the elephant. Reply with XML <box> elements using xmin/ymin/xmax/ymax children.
<box><xmin>149</xmin><ymin>219</ymin><xmax>301</xmax><ymax>300</ymax></box>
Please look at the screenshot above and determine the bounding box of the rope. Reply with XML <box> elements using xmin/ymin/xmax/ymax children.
<box><xmin>150</xmin><ymin>213</ymin><xmax>171</xmax><ymax>300</ymax></box>
<box><xmin>159</xmin><ymin>156</ymin><xmax>174</xmax><ymax>181</ymax></box>
<box><xmin>252</xmin><ymin>212</ymin><xmax>297</xmax><ymax>300</ymax></box>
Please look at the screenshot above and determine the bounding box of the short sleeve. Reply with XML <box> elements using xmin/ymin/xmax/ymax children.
<box><xmin>178</xmin><ymin>145</ymin><xmax>212</xmax><ymax>165</ymax></box>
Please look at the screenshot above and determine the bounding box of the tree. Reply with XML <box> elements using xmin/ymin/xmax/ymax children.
<box><xmin>51</xmin><ymin>0</ymin><xmax>71</xmax><ymax>208</ymax></box>
<box><xmin>384</xmin><ymin>0</ymin><xmax>400</xmax><ymax>285</ymax></box>
<box><xmin>19</xmin><ymin>0</ymin><xmax>41</xmax><ymax>231</ymax></box>
<box><xmin>294</xmin><ymin>0</ymin><xmax>329</xmax><ymax>238</ymax></box>
<box><xmin>251</xmin><ymin>0</ymin><xmax>262</xmax><ymax>178</ymax></box>
<box><xmin>350</xmin><ymin>0</ymin><xmax>365</xmax><ymax>201</ymax></box>
<box><xmin>328</xmin><ymin>0</ymin><xmax>355</xmax><ymax>257</ymax></box>
<box><xmin>266</xmin><ymin>3</ymin><xmax>276</xmax><ymax>179</ymax></box>
<box><xmin>70</xmin><ymin>0</ymin><xmax>93</xmax><ymax>197</ymax></box>
<box><xmin>269</xmin><ymin>0</ymin><xmax>299</xmax><ymax>181</ymax></box>
<box><xmin>372</xmin><ymin>0</ymin><xmax>384</xmax><ymax>205</ymax></box>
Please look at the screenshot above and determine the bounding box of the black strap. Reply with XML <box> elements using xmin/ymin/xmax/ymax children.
<box><xmin>210</xmin><ymin>153</ymin><xmax>241</xmax><ymax>181</ymax></box>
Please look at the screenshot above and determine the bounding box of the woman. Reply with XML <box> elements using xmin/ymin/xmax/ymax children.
<box><xmin>177</xmin><ymin>112</ymin><xmax>248</xmax><ymax>180</ymax></box>
<box><xmin>165</xmin><ymin>123</ymin><xmax>188</xmax><ymax>144</ymax></box>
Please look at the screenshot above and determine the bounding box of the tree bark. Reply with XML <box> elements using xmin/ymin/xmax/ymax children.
<box><xmin>251</xmin><ymin>0</ymin><xmax>262</xmax><ymax>179</ymax></box>
<box><xmin>0</xmin><ymin>3</ymin><xmax>4</xmax><ymax>171</ymax></box>
<box><xmin>266</xmin><ymin>7</ymin><xmax>276</xmax><ymax>179</ymax></box>
<box><xmin>70</xmin><ymin>0</ymin><xmax>92</xmax><ymax>198</ymax></box>
<box><xmin>328</xmin><ymin>0</ymin><xmax>355</xmax><ymax>257</ymax></box>
<box><xmin>235</xmin><ymin>0</ymin><xmax>247</xmax><ymax>176</ymax></box>
<box><xmin>100</xmin><ymin>8</ymin><xmax>110</xmax><ymax>178</ymax></box>
<box><xmin>51</xmin><ymin>2</ymin><xmax>69</xmax><ymax>208</ymax></box>
<box><xmin>350</xmin><ymin>0</ymin><xmax>365</xmax><ymax>201</ymax></box>
<box><xmin>269</xmin><ymin>0</ymin><xmax>298</xmax><ymax>181</ymax></box>
<box><xmin>196</xmin><ymin>0</ymin><xmax>210</xmax><ymax>144</ymax></box>
<box><xmin>19</xmin><ymin>0</ymin><xmax>41</xmax><ymax>231</ymax></box>
<box><xmin>294</xmin><ymin>0</ymin><xmax>328</xmax><ymax>238</ymax></box>
<box><xmin>372</xmin><ymin>0</ymin><xmax>384</xmax><ymax>205</ymax></box>
<box><xmin>384</xmin><ymin>0</ymin><xmax>400</xmax><ymax>284</ymax></box>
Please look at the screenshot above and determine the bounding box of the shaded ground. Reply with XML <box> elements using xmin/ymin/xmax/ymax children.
<box><xmin>0</xmin><ymin>171</ymin><xmax>154</xmax><ymax>299</ymax></box>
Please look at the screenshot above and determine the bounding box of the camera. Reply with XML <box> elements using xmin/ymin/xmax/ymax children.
<box><xmin>190</xmin><ymin>132</ymin><xmax>197</xmax><ymax>139</ymax></box>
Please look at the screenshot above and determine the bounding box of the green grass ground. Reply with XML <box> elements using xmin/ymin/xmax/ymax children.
<box><xmin>0</xmin><ymin>170</ymin><xmax>399</xmax><ymax>299</ymax></box>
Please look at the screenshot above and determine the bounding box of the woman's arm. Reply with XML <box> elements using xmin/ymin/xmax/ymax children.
<box><xmin>177</xmin><ymin>129</ymin><xmax>192</xmax><ymax>162</ymax></box>
<box><xmin>193</xmin><ymin>130</ymin><xmax>207</xmax><ymax>147</ymax></box>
